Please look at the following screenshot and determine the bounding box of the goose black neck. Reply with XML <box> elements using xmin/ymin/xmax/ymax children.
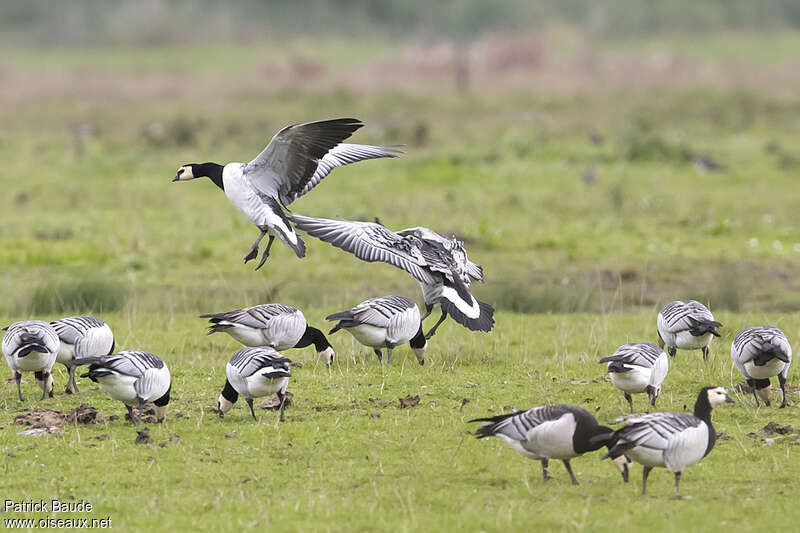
<box><xmin>154</xmin><ymin>384</ymin><xmax>171</xmax><ymax>407</ymax></box>
<box><xmin>294</xmin><ymin>325</ymin><xmax>331</xmax><ymax>352</ymax></box>
<box><xmin>221</xmin><ymin>379</ymin><xmax>238</xmax><ymax>404</ymax></box>
<box><xmin>409</xmin><ymin>325</ymin><xmax>426</xmax><ymax>349</ymax></box>
<box><xmin>693</xmin><ymin>389</ymin><xmax>714</xmax><ymax>422</ymax></box>
<box><xmin>195</xmin><ymin>162</ymin><xmax>224</xmax><ymax>191</ymax></box>
<box><xmin>575</xmin><ymin>424</ymin><xmax>615</xmax><ymax>454</ymax></box>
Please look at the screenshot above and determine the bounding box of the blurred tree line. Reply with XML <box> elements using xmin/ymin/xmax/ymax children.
<box><xmin>2</xmin><ymin>0</ymin><xmax>800</xmax><ymax>46</ymax></box>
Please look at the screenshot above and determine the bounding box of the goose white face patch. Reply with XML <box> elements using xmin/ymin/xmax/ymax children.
<box><xmin>175</xmin><ymin>166</ymin><xmax>194</xmax><ymax>181</ymax></box>
<box><xmin>707</xmin><ymin>386</ymin><xmax>732</xmax><ymax>407</ymax></box>
<box><xmin>440</xmin><ymin>285</ymin><xmax>481</xmax><ymax>319</ymax></box>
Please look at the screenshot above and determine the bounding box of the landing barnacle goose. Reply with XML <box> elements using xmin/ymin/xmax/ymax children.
<box><xmin>601</xmin><ymin>386</ymin><xmax>733</xmax><ymax>496</ymax></box>
<box><xmin>291</xmin><ymin>215</ymin><xmax>494</xmax><ymax>338</ymax></box>
<box><xmin>172</xmin><ymin>118</ymin><xmax>401</xmax><ymax>270</ymax></box>
<box><xmin>74</xmin><ymin>351</ymin><xmax>171</xmax><ymax>425</ymax></box>
<box><xmin>469</xmin><ymin>405</ymin><xmax>630</xmax><ymax>485</ymax></box>
<box><xmin>2</xmin><ymin>321</ymin><xmax>60</xmax><ymax>401</ymax></box>
<box><xmin>326</xmin><ymin>295</ymin><xmax>426</xmax><ymax>365</ymax></box>
<box><xmin>731</xmin><ymin>326</ymin><xmax>792</xmax><ymax>408</ymax></box>
<box><xmin>51</xmin><ymin>315</ymin><xmax>115</xmax><ymax>394</ymax></box>
<box><xmin>657</xmin><ymin>300</ymin><xmax>722</xmax><ymax>360</ymax></box>
<box><xmin>201</xmin><ymin>304</ymin><xmax>335</xmax><ymax>365</ymax></box>
<box><xmin>599</xmin><ymin>342</ymin><xmax>669</xmax><ymax>413</ymax></box>
<box><xmin>218</xmin><ymin>347</ymin><xmax>292</xmax><ymax>421</ymax></box>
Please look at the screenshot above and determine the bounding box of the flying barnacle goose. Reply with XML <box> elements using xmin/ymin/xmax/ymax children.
<box><xmin>291</xmin><ymin>215</ymin><xmax>494</xmax><ymax>338</ymax></box>
<box><xmin>172</xmin><ymin>118</ymin><xmax>401</xmax><ymax>270</ymax></box>
<box><xmin>469</xmin><ymin>405</ymin><xmax>630</xmax><ymax>485</ymax></box>
<box><xmin>326</xmin><ymin>295</ymin><xmax>426</xmax><ymax>365</ymax></box>
<box><xmin>2</xmin><ymin>321</ymin><xmax>60</xmax><ymax>401</ymax></box>
<box><xmin>201</xmin><ymin>304</ymin><xmax>335</xmax><ymax>365</ymax></box>
<box><xmin>599</xmin><ymin>342</ymin><xmax>669</xmax><ymax>413</ymax></box>
<box><xmin>731</xmin><ymin>326</ymin><xmax>792</xmax><ymax>408</ymax></box>
<box><xmin>51</xmin><ymin>315</ymin><xmax>115</xmax><ymax>394</ymax></box>
<box><xmin>657</xmin><ymin>300</ymin><xmax>722</xmax><ymax>360</ymax></box>
<box><xmin>74</xmin><ymin>351</ymin><xmax>171</xmax><ymax>425</ymax></box>
<box><xmin>218</xmin><ymin>347</ymin><xmax>292</xmax><ymax>421</ymax></box>
<box><xmin>601</xmin><ymin>386</ymin><xmax>733</xmax><ymax>497</ymax></box>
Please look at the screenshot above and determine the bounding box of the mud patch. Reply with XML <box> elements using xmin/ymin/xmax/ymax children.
<box><xmin>135</xmin><ymin>427</ymin><xmax>151</xmax><ymax>444</ymax></box>
<box><xmin>399</xmin><ymin>395</ymin><xmax>420</xmax><ymax>408</ymax></box>
<box><xmin>259</xmin><ymin>392</ymin><xmax>294</xmax><ymax>410</ymax></box>
<box><xmin>14</xmin><ymin>405</ymin><xmax>106</xmax><ymax>430</ymax></box>
<box><xmin>124</xmin><ymin>403</ymin><xmax>161</xmax><ymax>424</ymax></box>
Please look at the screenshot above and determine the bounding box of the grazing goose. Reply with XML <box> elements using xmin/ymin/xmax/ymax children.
<box><xmin>201</xmin><ymin>304</ymin><xmax>335</xmax><ymax>365</ymax></box>
<box><xmin>731</xmin><ymin>326</ymin><xmax>792</xmax><ymax>408</ymax></box>
<box><xmin>218</xmin><ymin>347</ymin><xmax>291</xmax><ymax>421</ymax></box>
<box><xmin>51</xmin><ymin>315</ymin><xmax>115</xmax><ymax>394</ymax></box>
<box><xmin>601</xmin><ymin>386</ymin><xmax>733</xmax><ymax>496</ymax></box>
<box><xmin>470</xmin><ymin>405</ymin><xmax>630</xmax><ymax>485</ymax></box>
<box><xmin>2</xmin><ymin>321</ymin><xmax>60</xmax><ymax>401</ymax></box>
<box><xmin>599</xmin><ymin>342</ymin><xmax>669</xmax><ymax>413</ymax></box>
<box><xmin>292</xmin><ymin>215</ymin><xmax>494</xmax><ymax>338</ymax></box>
<box><xmin>172</xmin><ymin>118</ymin><xmax>400</xmax><ymax>269</ymax></box>
<box><xmin>657</xmin><ymin>300</ymin><xmax>722</xmax><ymax>360</ymax></box>
<box><xmin>74</xmin><ymin>351</ymin><xmax>171</xmax><ymax>425</ymax></box>
<box><xmin>326</xmin><ymin>295</ymin><xmax>426</xmax><ymax>365</ymax></box>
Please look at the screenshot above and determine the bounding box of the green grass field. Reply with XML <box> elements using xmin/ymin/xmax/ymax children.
<box><xmin>3</xmin><ymin>29</ymin><xmax>800</xmax><ymax>531</ymax></box>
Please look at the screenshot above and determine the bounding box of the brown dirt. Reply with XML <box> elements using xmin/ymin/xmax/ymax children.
<box><xmin>135</xmin><ymin>428</ymin><xmax>151</xmax><ymax>444</ymax></box>
<box><xmin>399</xmin><ymin>395</ymin><xmax>420</xmax><ymax>408</ymax></box>
<box><xmin>14</xmin><ymin>405</ymin><xmax>106</xmax><ymax>429</ymax></box>
<box><xmin>258</xmin><ymin>392</ymin><xmax>294</xmax><ymax>410</ymax></box>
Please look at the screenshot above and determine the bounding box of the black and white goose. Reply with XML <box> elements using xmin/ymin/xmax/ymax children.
<box><xmin>2</xmin><ymin>321</ymin><xmax>60</xmax><ymax>401</ymax></box>
<box><xmin>172</xmin><ymin>118</ymin><xmax>400</xmax><ymax>269</ymax></box>
<box><xmin>599</xmin><ymin>342</ymin><xmax>669</xmax><ymax>413</ymax></box>
<box><xmin>326</xmin><ymin>295</ymin><xmax>426</xmax><ymax>365</ymax></box>
<box><xmin>469</xmin><ymin>405</ymin><xmax>630</xmax><ymax>485</ymax></box>
<box><xmin>731</xmin><ymin>326</ymin><xmax>792</xmax><ymax>408</ymax></box>
<box><xmin>291</xmin><ymin>215</ymin><xmax>494</xmax><ymax>338</ymax></box>
<box><xmin>74</xmin><ymin>351</ymin><xmax>171</xmax><ymax>424</ymax></box>
<box><xmin>601</xmin><ymin>386</ymin><xmax>733</xmax><ymax>496</ymax></box>
<box><xmin>218</xmin><ymin>347</ymin><xmax>292</xmax><ymax>421</ymax></box>
<box><xmin>201</xmin><ymin>304</ymin><xmax>335</xmax><ymax>365</ymax></box>
<box><xmin>657</xmin><ymin>300</ymin><xmax>722</xmax><ymax>360</ymax></box>
<box><xmin>51</xmin><ymin>315</ymin><xmax>115</xmax><ymax>394</ymax></box>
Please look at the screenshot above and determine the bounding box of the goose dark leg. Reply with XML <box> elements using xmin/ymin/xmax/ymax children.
<box><xmin>420</xmin><ymin>305</ymin><xmax>433</xmax><ymax>322</ymax></box>
<box><xmin>748</xmin><ymin>379</ymin><xmax>760</xmax><ymax>407</ymax></box>
<box><xmin>277</xmin><ymin>391</ymin><xmax>286</xmax><ymax>422</ymax></box>
<box><xmin>374</xmin><ymin>348</ymin><xmax>383</xmax><ymax>364</ymax></box>
<box><xmin>244</xmin><ymin>229</ymin><xmax>267</xmax><ymax>263</ymax></box>
<box><xmin>35</xmin><ymin>371</ymin><xmax>48</xmax><ymax>400</ymax></box>
<box><xmin>541</xmin><ymin>458</ymin><xmax>551</xmax><ymax>482</ymax></box>
<box><xmin>701</xmin><ymin>346</ymin><xmax>709</xmax><ymax>362</ymax></box>
<box><xmin>624</xmin><ymin>392</ymin><xmax>634</xmax><ymax>413</ymax></box>
<box><xmin>424</xmin><ymin>311</ymin><xmax>448</xmax><ymax>339</ymax></box>
<box><xmin>255</xmin><ymin>235</ymin><xmax>275</xmax><ymax>271</ymax></box>
<box><xmin>67</xmin><ymin>364</ymin><xmax>79</xmax><ymax>394</ymax></box>
<box><xmin>386</xmin><ymin>346</ymin><xmax>394</xmax><ymax>365</ymax></box>
<box><xmin>642</xmin><ymin>466</ymin><xmax>652</xmax><ymax>496</ymax></box>
<box><xmin>779</xmin><ymin>374</ymin><xmax>788</xmax><ymax>408</ymax></box>
<box><xmin>246</xmin><ymin>398</ymin><xmax>257</xmax><ymax>421</ymax></box>
<box><xmin>562</xmin><ymin>459</ymin><xmax>579</xmax><ymax>485</ymax></box>
<box><xmin>126</xmin><ymin>405</ymin><xmax>135</xmax><ymax>423</ymax></box>
<box><xmin>673</xmin><ymin>471</ymin><xmax>682</xmax><ymax>496</ymax></box>
<box><xmin>133</xmin><ymin>398</ymin><xmax>146</xmax><ymax>425</ymax></box>
<box><xmin>15</xmin><ymin>371</ymin><xmax>23</xmax><ymax>402</ymax></box>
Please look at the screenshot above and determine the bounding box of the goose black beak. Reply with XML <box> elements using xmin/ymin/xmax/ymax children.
<box><xmin>725</xmin><ymin>394</ymin><xmax>735</xmax><ymax>403</ymax></box>
<box><xmin>172</xmin><ymin>174</ymin><xmax>181</xmax><ymax>182</ymax></box>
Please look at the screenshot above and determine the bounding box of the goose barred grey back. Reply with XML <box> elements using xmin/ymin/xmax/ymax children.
<box><xmin>218</xmin><ymin>347</ymin><xmax>292</xmax><ymax>421</ymax></box>
<box><xmin>657</xmin><ymin>300</ymin><xmax>722</xmax><ymax>360</ymax></box>
<box><xmin>599</xmin><ymin>342</ymin><xmax>669</xmax><ymax>412</ymax></box>
<box><xmin>731</xmin><ymin>326</ymin><xmax>792</xmax><ymax>408</ymax></box>
<box><xmin>51</xmin><ymin>315</ymin><xmax>115</xmax><ymax>394</ymax></box>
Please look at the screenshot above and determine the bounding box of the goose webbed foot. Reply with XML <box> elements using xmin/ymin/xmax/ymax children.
<box><xmin>254</xmin><ymin>236</ymin><xmax>275</xmax><ymax>271</ymax></box>
<box><xmin>540</xmin><ymin>459</ymin><xmax>551</xmax><ymax>482</ymax></box>
<box><xmin>244</xmin><ymin>229</ymin><xmax>268</xmax><ymax>264</ymax></box>
<box><xmin>374</xmin><ymin>348</ymin><xmax>383</xmax><ymax>364</ymax></box>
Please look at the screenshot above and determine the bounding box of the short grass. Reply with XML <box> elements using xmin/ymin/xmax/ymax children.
<box><xmin>1</xmin><ymin>311</ymin><xmax>798</xmax><ymax>532</ymax></box>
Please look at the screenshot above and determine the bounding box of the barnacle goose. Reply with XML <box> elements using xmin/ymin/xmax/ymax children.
<box><xmin>218</xmin><ymin>347</ymin><xmax>292</xmax><ymax>421</ymax></box>
<box><xmin>326</xmin><ymin>295</ymin><xmax>426</xmax><ymax>365</ymax></box>
<box><xmin>599</xmin><ymin>342</ymin><xmax>669</xmax><ymax>413</ymax></box>
<box><xmin>172</xmin><ymin>118</ymin><xmax>401</xmax><ymax>270</ymax></box>
<box><xmin>51</xmin><ymin>315</ymin><xmax>115</xmax><ymax>394</ymax></box>
<box><xmin>601</xmin><ymin>386</ymin><xmax>733</xmax><ymax>496</ymax></box>
<box><xmin>291</xmin><ymin>214</ymin><xmax>494</xmax><ymax>338</ymax></box>
<box><xmin>657</xmin><ymin>300</ymin><xmax>722</xmax><ymax>360</ymax></box>
<box><xmin>2</xmin><ymin>321</ymin><xmax>60</xmax><ymax>401</ymax></box>
<box><xmin>470</xmin><ymin>405</ymin><xmax>630</xmax><ymax>485</ymax></box>
<box><xmin>74</xmin><ymin>351</ymin><xmax>171</xmax><ymax>424</ymax></box>
<box><xmin>731</xmin><ymin>326</ymin><xmax>792</xmax><ymax>408</ymax></box>
<box><xmin>201</xmin><ymin>304</ymin><xmax>335</xmax><ymax>365</ymax></box>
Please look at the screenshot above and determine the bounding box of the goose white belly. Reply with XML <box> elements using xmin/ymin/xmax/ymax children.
<box><xmin>626</xmin><ymin>446</ymin><xmax>666</xmax><ymax>467</ymax></box>
<box><xmin>497</xmin><ymin>435</ymin><xmax>543</xmax><ymax>460</ymax></box>
<box><xmin>744</xmin><ymin>359</ymin><xmax>786</xmax><ymax>379</ymax></box>
<box><xmin>524</xmin><ymin>416</ymin><xmax>578</xmax><ymax>460</ymax></box>
<box><xmin>242</xmin><ymin>374</ymin><xmax>288</xmax><ymax>399</ymax></box>
<box><xmin>346</xmin><ymin>324</ymin><xmax>388</xmax><ymax>348</ymax></box>
<box><xmin>13</xmin><ymin>352</ymin><xmax>57</xmax><ymax>373</ymax></box>
<box><xmin>225</xmin><ymin>325</ymin><xmax>270</xmax><ymax>347</ymax></box>
<box><xmin>609</xmin><ymin>366</ymin><xmax>651</xmax><ymax>393</ymax></box>
<box><xmin>674</xmin><ymin>331</ymin><xmax>713</xmax><ymax>350</ymax></box>
<box><xmin>96</xmin><ymin>374</ymin><xmax>139</xmax><ymax>405</ymax></box>
<box><xmin>56</xmin><ymin>343</ymin><xmax>77</xmax><ymax>365</ymax></box>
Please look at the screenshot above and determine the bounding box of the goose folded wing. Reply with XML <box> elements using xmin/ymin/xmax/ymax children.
<box><xmin>619</xmin><ymin>413</ymin><xmax>700</xmax><ymax>451</ymax></box>
<box><xmin>663</xmin><ymin>422</ymin><xmax>709</xmax><ymax>472</ymax></box>
<box><xmin>290</xmin><ymin>215</ymin><xmax>438</xmax><ymax>285</ymax></box>
<box><xmin>244</xmin><ymin>118</ymin><xmax>364</xmax><ymax>206</ymax></box>
<box><xmin>351</xmin><ymin>297</ymin><xmax>414</xmax><ymax>328</ymax></box>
